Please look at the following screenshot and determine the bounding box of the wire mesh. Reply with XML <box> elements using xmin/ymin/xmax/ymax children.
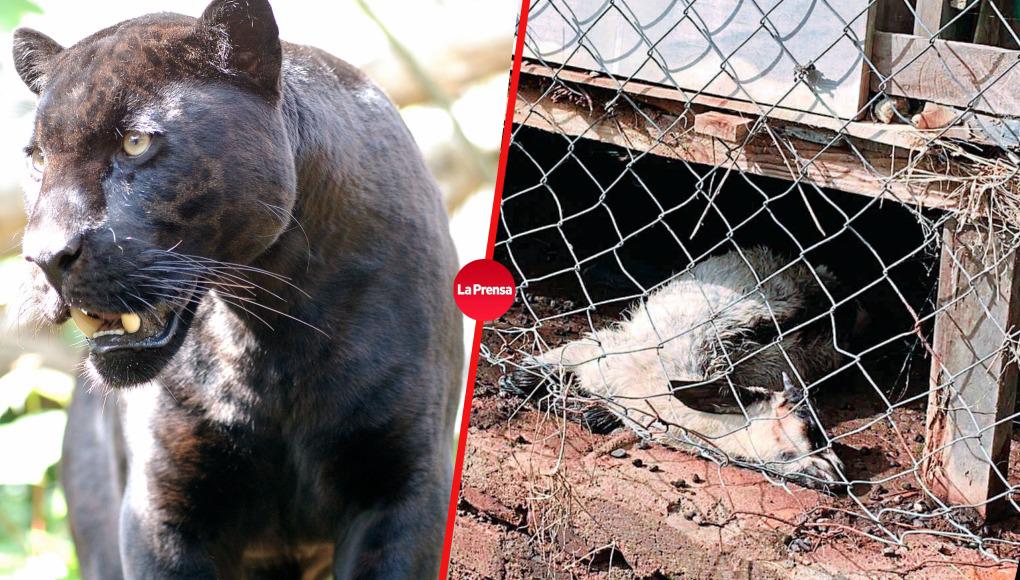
<box><xmin>480</xmin><ymin>0</ymin><xmax>1020</xmax><ymax>568</ymax></box>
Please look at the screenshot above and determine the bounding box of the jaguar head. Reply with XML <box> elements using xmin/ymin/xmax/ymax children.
<box><xmin>12</xmin><ymin>0</ymin><xmax>297</xmax><ymax>387</ymax></box>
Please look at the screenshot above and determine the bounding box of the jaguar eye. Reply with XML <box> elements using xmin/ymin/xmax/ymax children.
<box><xmin>122</xmin><ymin>131</ymin><xmax>152</xmax><ymax>157</ymax></box>
<box><xmin>30</xmin><ymin>148</ymin><xmax>45</xmax><ymax>172</ymax></box>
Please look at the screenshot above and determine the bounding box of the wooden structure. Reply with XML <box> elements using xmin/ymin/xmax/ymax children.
<box><xmin>517</xmin><ymin>0</ymin><xmax>1020</xmax><ymax>520</ymax></box>
<box><xmin>526</xmin><ymin>0</ymin><xmax>875</xmax><ymax>119</ymax></box>
<box><xmin>923</xmin><ymin>224</ymin><xmax>1020</xmax><ymax>519</ymax></box>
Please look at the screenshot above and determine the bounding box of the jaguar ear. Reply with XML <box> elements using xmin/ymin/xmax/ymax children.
<box><xmin>12</xmin><ymin>28</ymin><xmax>63</xmax><ymax>94</ymax></box>
<box><xmin>200</xmin><ymin>0</ymin><xmax>281</xmax><ymax>96</ymax></box>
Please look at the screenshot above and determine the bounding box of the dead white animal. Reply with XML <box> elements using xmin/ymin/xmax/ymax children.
<box><xmin>506</xmin><ymin>247</ymin><xmax>850</xmax><ymax>489</ymax></box>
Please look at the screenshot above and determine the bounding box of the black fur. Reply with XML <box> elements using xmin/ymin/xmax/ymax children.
<box><xmin>669</xmin><ymin>379</ymin><xmax>772</xmax><ymax>414</ymax></box>
<box><xmin>15</xmin><ymin>1</ymin><xmax>462</xmax><ymax>578</ymax></box>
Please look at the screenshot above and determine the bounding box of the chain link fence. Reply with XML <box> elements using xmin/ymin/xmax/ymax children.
<box><xmin>479</xmin><ymin>0</ymin><xmax>1020</xmax><ymax>569</ymax></box>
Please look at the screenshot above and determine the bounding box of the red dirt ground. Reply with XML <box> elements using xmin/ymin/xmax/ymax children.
<box><xmin>449</xmin><ymin>296</ymin><xmax>1020</xmax><ymax>579</ymax></box>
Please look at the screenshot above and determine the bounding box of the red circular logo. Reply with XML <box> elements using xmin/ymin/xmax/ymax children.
<box><xmin>453</xmin><ymin>259</ymin><xmax>516</xmax><ymax>321</ymax></box>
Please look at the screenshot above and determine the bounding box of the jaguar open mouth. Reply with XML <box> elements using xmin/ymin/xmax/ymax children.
<box><xmin>70</xmin><ymin>305</ymin><xmax>182</xmax><ymax>353</ymax></box>
<box><xmin>67</xmin><ymin>284</ymin><xmax>200</xmax><ymax>386</ymax></box>
<box><xmin>67</xmin><ymin>282</ymin><xmax>197</xmax><ymax>354</ymax></box>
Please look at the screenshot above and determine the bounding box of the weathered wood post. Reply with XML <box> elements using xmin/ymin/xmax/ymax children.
<box><xmin>922</xmin><ymin>221</ymin><xmax>1019</xmax><ymax>520</ymax></box>
<box><xmin>913</xmin><ymin>0</ymin><xmax>953</xmax><ymax>38</ymax></box>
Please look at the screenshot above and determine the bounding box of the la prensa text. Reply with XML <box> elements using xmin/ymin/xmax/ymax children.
<box><xmin>456</xmin><ymin>283</ymin><xmax>514</xmax><ymax>296</ymax></box>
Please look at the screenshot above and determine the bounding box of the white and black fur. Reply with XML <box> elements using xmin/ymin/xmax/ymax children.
<box><xmin>505</xmin><ymin>247</ymin><xmax>850</xmax><ymax>489</ymax></box>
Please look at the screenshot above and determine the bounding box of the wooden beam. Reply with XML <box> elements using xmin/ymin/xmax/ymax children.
<box><xmin>876</xmin><ymin>0</ymin><xmax>921</xmax><ymax>34</ymax></box>
<box><xmin>856</xmin><ymin>1</ymin><xmax>882</xmax><ymax>120</ymax></box>
<box><xmin>523</xmin><ymin>64</ymin><xmax>983</xmax><ymax>149</ymax></box>
<box><xmin>973</xmin><ymin>0</ymin><xmax>1013</xmax><ymax>47</ymax></box>
<box><xmin>693</xmin><ymin>112</ymin><xmax>753</xmax><ymax>143</ymax></box>
<box><xmin>922</xmin><ymin>222</ymin><xmax>1019</xmax><ymax>520</ymax></box>
<box><xmin>871</xmin><ymin>31</ymin><xmax>1020</xmax><ymax>117</ymax></box>
<box><xmin>913</xmin><ymin>0</ymin><xmax>953</xmax><ymax>38</ymax></box>
<box><xmin>513</xmin><ymin>80</ymin><xmax>960</xmax><ymax>210</ymax></box>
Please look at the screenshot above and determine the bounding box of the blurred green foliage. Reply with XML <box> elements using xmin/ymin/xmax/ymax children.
<box><xmin>0</xmin><ymin>352</ymin><xmax>78</xmax><ymax>579</ymax></box>
<box><xmin>0</xmin><ymin>0</ymin><xmax>41</xmax><ymax>32</ymax></box>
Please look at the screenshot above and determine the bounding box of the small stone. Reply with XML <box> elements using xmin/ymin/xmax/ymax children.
<box><xmin>692</xmin><ymin>514</ymin><xmax>705</xmax><ymax>525</ymax></box>
<box><xmin>937</xmin><ymin>545</ymin><xmax>954</xmax><ymax>556</ymax></box>
<box><xmin>901</xmin><ymin>482</ymin><xmax>915</xmax><ymax>491</ymax></box>
<box><xmin>691</xmin><ymin>473</ymin><xmax>705</xmax><ymax>484</ymax></box>
<box><xmin>789</xmin><ymin>538</ymin><xmax>812</xmax><ymax>552</ymax></box>
<box><xmin>911</xmin><ymin>501</ymin><xmax>926</xmax><ymax>513</ymax></box>
<box><xmin>683</xmin><ymin>509</ymin><xmax>697</xmax><ymax>520</ymax></box>
<box><xmin>914</xmin><ymin>433</ymin><xmax>925</xmax><ymax>444</ymax></box>
<box><xmin>632</xmin><ymin>458</ymin><xmax>645</xmax><ymax>468</ymax></box>
<box><xmin>882</xmin><ymin>545</ymin><xmax>901</xmax><ymax>558</ymax></box>
<box><xmin>636</xmin><ymin>439</ymin><xmax>651</xmax><ymax>450</ymax></box>
<box><xmin>609</xmin><ymin>449</ymin><xmax>628</xmax><ymax>459</ymax></box>
<box><xmin>672</xmin><ymin>479</ymin><xmax>689</xmax><ymax>489</ymax></box>
<box><xmin>649</xmin><ymin>465</ymin><xmax>662</xmax><ymax>473</ymax></box>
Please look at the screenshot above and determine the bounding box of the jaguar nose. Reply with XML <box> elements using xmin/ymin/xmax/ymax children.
<box><xmin>25</xmin><ymin>234</ymin><xmax>83</xmax><ymax>291</ymax></box>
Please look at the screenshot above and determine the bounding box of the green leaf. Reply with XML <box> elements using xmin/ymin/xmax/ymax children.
<box><xmin>0</xmin><ymin>411</ymin><xmax>66</xmax><ymax>485</ymax></box>
<box><xmin>0</xmin><ymin>0</ymin><xmax>42</xmax><ymax>32</ymax></box>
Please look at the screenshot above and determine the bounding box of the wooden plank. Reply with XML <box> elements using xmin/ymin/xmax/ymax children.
<box><xmin>973</xmin><ymin>0</ymin><xmax>1013</xmax><ymax>47</ymax></box>
<box><xmin>856</xmin><ymin>1</ymin><xmax>882</xmax><ymax>121</ymax></box>
<box><xmin>514</xmin><ymin>81</ymin><xmax>960</xmax><ymax>210</ymax></box>
<box><xmin>525</xmin><ymin>0</ymin><xmax>874</xmax><ymax>119</ymax></box>
<box><xmin>913</xmin><ymin>0</ymin><xmax>953</xmax><ymax>37</ymax></box>
<box><xmin>693</xmin><ymin>111</ymin><xmax>753</xmax><ymax>143</ymax></box>
<box><xmin>877</xmin><ymin>0</ymin><xmax>920</xmax><ymax>34</ymax></box>
<box><xmin>522</xmin><ymin>63</ymin><xmax>985</xmax><ymax>149</ymax></box>
<box><xmin>922</xmin><ymin>222</ymin><xmax>1019</xmax><ymax>520</ymax></box>
<box><xmin>871</xmin><ymin>31</ymin><xmax>1020</xmax><ymax>117</ymax></box>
